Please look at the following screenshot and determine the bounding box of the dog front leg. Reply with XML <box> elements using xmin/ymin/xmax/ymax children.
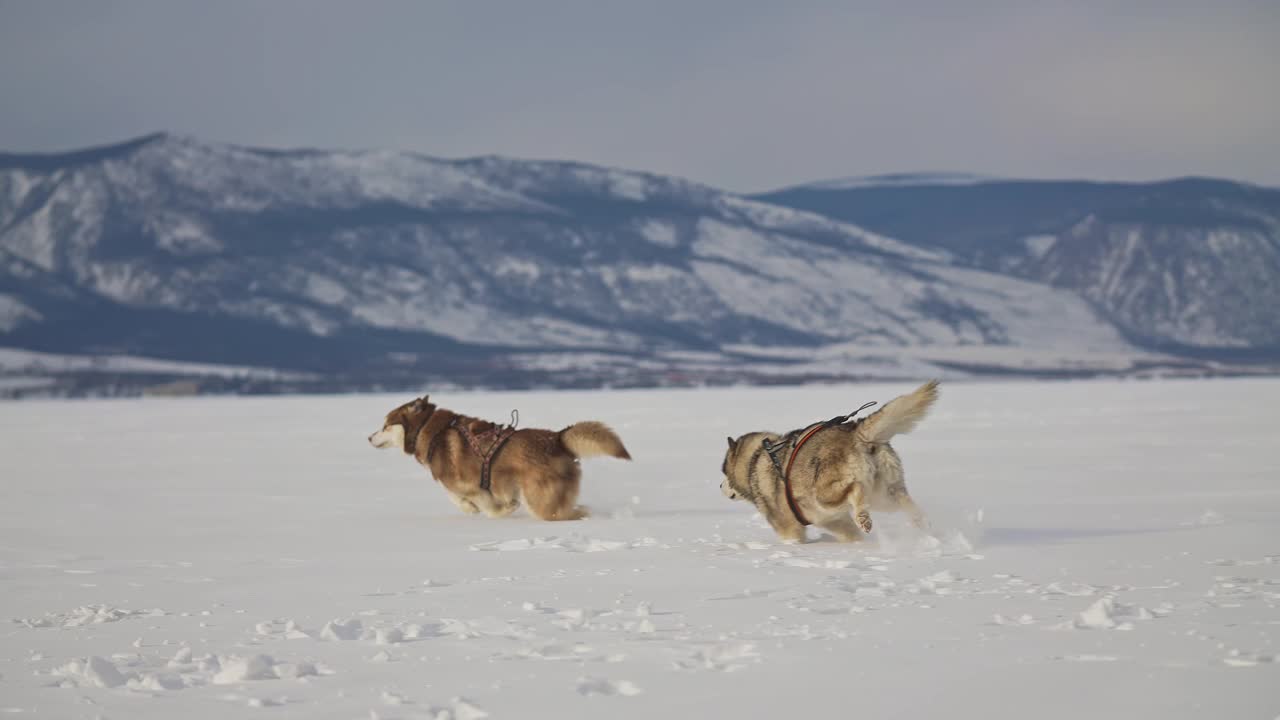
<box><xmin>469</xmin><ymin>492</ymin><xmax>519</xmax><ymax>518</ymax></box>
<box><xmin>759</xmin><ymin>502</ymin><xmax>807</xmax><ymax>544</ymax></box>
<box><xmin>446</xmin><ymin>491</ymin><xmax>480</xmax><ymax>515</ymax></box>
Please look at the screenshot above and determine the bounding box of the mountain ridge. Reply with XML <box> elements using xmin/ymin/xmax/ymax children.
<box><xmin>1</xmin><ymin>134</ymin><xmax>1274</xmax><ymax>396</ymax></box>
<box><xmin>756</xmin><ymin>176</ymin><xmax>1280</xmax><ymax>354</ymax></box>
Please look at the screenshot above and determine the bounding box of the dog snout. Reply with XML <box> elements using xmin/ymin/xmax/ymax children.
<box><xmin>720</xmin><ymin>480</ymin><xmax>739</xmax><ymax>500</ymax></box>
<box><xmin>367</xmin><ymin>424</ymin><xmax>404</xmax><ymax>451</ymax></box>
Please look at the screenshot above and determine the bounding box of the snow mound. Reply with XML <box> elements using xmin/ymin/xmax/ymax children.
<box><xmin>319</xmin><ymin>618</ymin><xmax>364</xmax><ymax>641</ymax></box>
<box><xmin>14</xmin><ymin>605</ymin><xmax>165</xmax><ymax>628</ymax></box>
<box><xmin>1072</xmin><ymin>597</ymin><xmax>1157</xmax><ymax>630</ymax></box>
<box><xmin>576</xmin><ymin>676</ymin><xmax>642</xmax><ymax>697</ymax></box>
<box><xmin>53</xmin><ymin>656</ymin><xmax>129</xmax><ymax>688</ymax></box>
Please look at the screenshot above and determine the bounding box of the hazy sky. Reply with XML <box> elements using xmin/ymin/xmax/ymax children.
<box><xmin>2</xmin><ymin>0</ymin><xmax>1278</xmax><ymax>191</ymax></box>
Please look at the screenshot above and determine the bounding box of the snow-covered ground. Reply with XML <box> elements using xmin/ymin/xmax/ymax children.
<box><xmin>0</xmin><ymin>348</ymin><xmax>311</xmax><ymax>380</ymax></box>
<box><xmin>1</xmin><ymin>379</ymin><xmax>1276</xmax><ymax>719</ymax></box>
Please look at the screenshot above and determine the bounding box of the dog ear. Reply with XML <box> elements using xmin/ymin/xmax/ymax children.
<box><xmin>726</xmin><ymin>436</ymin><xmax>736</xmax><ymax>450</ymax></box>
<box><xmin>410</xmin><ymin>396</ymin><xmax>428</xmax><ymax>411</ymax></box>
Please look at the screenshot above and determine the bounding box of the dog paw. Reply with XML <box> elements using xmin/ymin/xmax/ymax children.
<box><xmin>855</xmin><ymin>511</ymin><xmax>873</xmax><ymax>533</ymax></box>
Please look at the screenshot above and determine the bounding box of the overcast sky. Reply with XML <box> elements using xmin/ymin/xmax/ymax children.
<box><xmin>2</xmin><ymin>0</ymin><xmax>1278</xmax><ymax>192</ymax></box>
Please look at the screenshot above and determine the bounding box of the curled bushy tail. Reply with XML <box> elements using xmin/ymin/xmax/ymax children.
<box><xmin>560</xmin><ymin>422</ymin><xmax>632</xmax><ymax>460</ymax></box>
<box><xmin>856</xmin><ymin>380</ymin><xmax>940</xmax><ymax>444</ymax></box>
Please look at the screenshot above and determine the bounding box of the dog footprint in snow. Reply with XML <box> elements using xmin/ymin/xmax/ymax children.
<box><xmin>381</xmin><ymin>689</ymin><xmax>413</xmax><ymax>706</ymax></box>
<box><xmin>254</xmin><ymin>618</ymin><xmax>313</xmax><ymax>639</ymax></box>
<box><xmin>421</xmin><ymin>697</ymin><xmax>488</xmax><ymax>720</ymax></box>
<box><xmin>576</xmin><ymin>677</ymin><xmax>642</xmax><ymax>697</ymax></box>
<box><xmin>319</xmin><ymin>618</ymin><xmax>364</xmax><ymax>641</ymax></box>
<box><xmin>991</xmin><ymin>613</ymin><xmax>1037</xmax><ymax>626</ymax></box>
<box><xmin>1223</xmin><ymin>649</ymin><xmax>1276</xmax><ymax>667</ymax></box>
<box><xmin>673</xmin><ymin>643</ymin><xmax>760</xmax><ymax>672</ymax></box>
<box><xmin>1055</xmin><ymin>654</ymin><xmax>1120</xmax><ymax>663</ymax></box>
<box><xmin>498</xmin><ymin>643</ymin><xmax>597</xmax><ymax>662</ymax></box>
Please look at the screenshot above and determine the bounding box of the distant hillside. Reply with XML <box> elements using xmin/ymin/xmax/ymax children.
<box><xmin>756</xmin><ymin>176</ymin><xmax>1280</xmax><ymax>355</ymax></box>
<box><xmin>0</xmin><ymin>137</ymin><xmax>1270</xmax><ymax>396</ymax></box>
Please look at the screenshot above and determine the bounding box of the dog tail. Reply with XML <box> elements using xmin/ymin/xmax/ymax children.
<box><xmin>560</xmin><ymin>422</ymin><xmax>632</xmax><ymax>460</ymax></box>
<box><xmin>856</xmin><ymin>380</ymin><xmax>940</xmax><ymax>444</ymax></box>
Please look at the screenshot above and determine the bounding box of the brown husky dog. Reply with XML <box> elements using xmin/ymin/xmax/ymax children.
<box><xmin>369</xmin><ymin>396</ymin><xmax>631</xmax><ymax>520</ymax></box>
<box><xmin>720</xmin><ymin>381</ymin><xmax>939</xmax><ymax>543</ymax></box>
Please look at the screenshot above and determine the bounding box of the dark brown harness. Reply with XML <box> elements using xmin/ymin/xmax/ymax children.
<box><xmin>450</xmin><ymin>415</ymin><xmax>517</xmax><ymax>493</ymax></box>
<box><xmin>762</xmin><ymin>401</ymin><xmax>877</xmax><ymax>526</ymax></box>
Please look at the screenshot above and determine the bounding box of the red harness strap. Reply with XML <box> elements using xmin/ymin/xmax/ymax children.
<box><xmin>764</xmin><ymin>401</ymin><xmax>878</xmax><ymax>527</ymax></box>
<box><xmin>452</xmin><ymin>420</ymin><xmax>516</xmax><ymax>492</ymax></box>
<box><xmin>773</xmin><ymin>423</ymin><xmax>826</xmax><ymax>526</ymax></box>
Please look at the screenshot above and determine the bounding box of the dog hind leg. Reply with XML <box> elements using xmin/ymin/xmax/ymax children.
<box><xmin>525</xmin><ymin>468</ymin><xmax>587</xmax><ymax>521</ymax></box>
<box><xmin>527</xmin><ymin>496</ymin><xmax>587</xmax><ymax>521</ymax></box>
<box><xmin>877</xmin><ymin>446</ymin><xmax>928</xmax><ymax>530</ymax></box>
<box><xmin>891</xmin><ymin>486</ymin><xmax>928</xmax><ymax>530</ymax></box>
<box><xmin>850</xmin><ymin>482</ymin><xmax>873</xmax><ymax>533</ymax></box>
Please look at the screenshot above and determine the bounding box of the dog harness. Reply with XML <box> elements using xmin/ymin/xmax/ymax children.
<box><xmin>762</xmin><ymin>401</ymin><xmax>877</xmax><ymax>526</ymax></box>
<box><xmin>451</xmin><ymin>415</ymin><xmax>518</xmax><ymax>493</ymax></box>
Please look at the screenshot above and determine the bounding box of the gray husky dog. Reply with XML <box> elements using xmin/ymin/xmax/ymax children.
<box><xmin>720</xmin><ymin>381</ymin><xmax>939</xmax><ymax>543</ymax></box>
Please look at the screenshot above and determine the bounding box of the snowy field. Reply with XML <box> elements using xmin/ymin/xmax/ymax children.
<box><xmin>1</xmin><ymin>379</ymin><xmax>1277</xmax><ymax>719</ymax></box>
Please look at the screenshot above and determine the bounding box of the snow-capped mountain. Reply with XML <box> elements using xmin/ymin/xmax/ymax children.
<box><xmin>0</xmin><ymin>135</ymin><xmax>1257</xmax><ymax>395</ymax></box>
<box><xmin>757</xmin><ymin>177</ymin><xmax>1280</xmax><ymax>355</ymax></box>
